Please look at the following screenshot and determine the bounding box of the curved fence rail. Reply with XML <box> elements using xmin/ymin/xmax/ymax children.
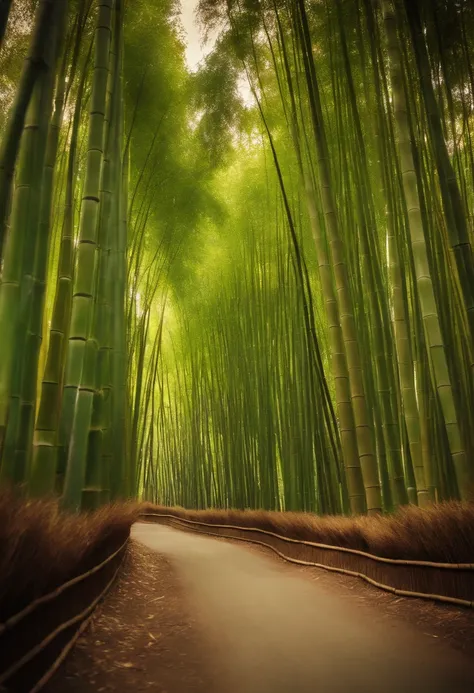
<box><xmin>141</xmin><ymin>512</ymin><xmax>474</xmax><ymax>608</ymax></box>
<box><xmin>0</xmin><ymin>536</ymin><xmax>129</xmax><ymax>693</ymax></box>
<box><xmin>2</xmin><ymin>511</ymin><xmax>471</xmax><ymax>691</ymax></box>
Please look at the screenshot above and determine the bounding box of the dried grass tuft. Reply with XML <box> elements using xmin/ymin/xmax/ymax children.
<box><xmin>142</xmin><ymin>501</ymin><xmax>474</xmax><ymax>564</ymax></box>
<box><xmin>0</xmin><ymin>490</ymin><xmax>139</xmax><ymax>622</ymax></box>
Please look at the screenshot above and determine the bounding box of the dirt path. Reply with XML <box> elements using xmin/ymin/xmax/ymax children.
<box><xmin>131</xmin><ymin>523</ymin><xmax>474</xmax><ymax>693</ymax></box>
<box><xmin>240</xmin><ymin>535</ymin><xmax>474</xmax><ymax>659</ymax></box>
<box><xmin>45</xmin><ymin>540</ymin><xmax>217</xmax><ymax>693</ymax></box>
<box><xmin>48</xmin><ymin>523</ymin><xmax>474</xmax><ymax>692</ymax></box>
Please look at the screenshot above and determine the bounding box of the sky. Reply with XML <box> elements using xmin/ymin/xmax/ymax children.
<box><xmin>179</xmin><ymin>0</ymin><xmax>254</xmax><ymax>104</ymax></box>
<box><xmin>179</xmin><ymin>0</ymin><xmax>217</xmax><ymax>72</ymax></box>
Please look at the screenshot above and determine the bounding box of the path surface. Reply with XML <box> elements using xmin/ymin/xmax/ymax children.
<box><xmin>132</xmin><ymin>522</ymin><xmax>474</xmax><ymax>693</ymax></box>
<box><xmin>46</xmin><ymin>539</ymin><xmax>216</xmax><ymax>693</ymax></box>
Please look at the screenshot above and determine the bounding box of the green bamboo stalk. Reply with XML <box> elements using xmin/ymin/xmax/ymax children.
<box><xmin>31</xmin><ymin>33</ymin><xmax>93</xmax><ymax>496</ymax></box>
<box><xmin>360</xmin><ymin>0</ymin><xmax>428</xmax><ymax>506</ymax></box>
<box><xmin>12</xmin><ymin>0</ymin><xmax>71</xmax><ymax>487</ymax></box>
<box><xmin>60</xmin><ymin>0</ymin><xmax>114</xmax><ymax>512</ymax></box>
<box><xmin>403</xmin><ymin>0</ymin><xmax>474</xmax><ymax>354</ymax></box>
<box><xmin>382</xmin><ymin>0</ymin><xmax>474</xmax><ymax>501</ymax></box>
<box><xmin>266</xmin><ymin>5</ymin><xmax>363</xmax><ymax>513</ymax></box>
<box><xmin>294</xmin><ymin>0</ymin><xmax>382</xmax><ymax>513</ymax></box>
<box><xmin>334</xmin><ymin>0</ymin><xmax>408</xmax><ymax>507</ymax></box>
<box><xmin>0</xmin><ymin>0</ymin><xmax>58</xmax><ymax>257</ymax></box>
<box><xmin>110</xmin><ymin>12</ymin><xmax>129</xmax><ymax>498</ymax></box>
<box><xmin>61</xmin><ymin>338</ymin><xmax>97</xmax><ymax>512</ymax></box>
<box><xmin>0</xmin><ymin>1</ymin><xmax>63</xmax><ymax>483</ymax></box>
<box><xmin>82</xmin><ymin>0</ymin><xmax>122</xmax><ymax>510</ymax></box>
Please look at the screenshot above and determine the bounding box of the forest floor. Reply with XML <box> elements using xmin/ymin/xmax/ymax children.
<box><xmin>46</xmin><ymin>524</ymin><xmax>474</xmax><ymax>693</ymax></box>
<box><xmin>44</xmin><ymin>540</ymin><xmax>216</xmax><ymax>693</ymax></box>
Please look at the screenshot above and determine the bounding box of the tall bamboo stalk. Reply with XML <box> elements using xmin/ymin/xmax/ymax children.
<box><xmin>382</xmin><ymin>0</ymin><xmax>474</xmax><ymax>501</ymax></box>
<box><xmin>0</xmin><ymin>0</ymin><xmax>63</xmax><ymax>482</ymax></box>
<box><xmin>0</xmin><ymin>0</ymin><xmax>58</xmax><ymax>257</ymax></box>
<box><xmin>61</xmin><ymin>0</ymin><xmax>114</xmax><ymax>512</ymax></box>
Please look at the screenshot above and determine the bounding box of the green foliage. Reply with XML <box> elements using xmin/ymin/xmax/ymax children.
<box><xmin>0</xmin><ymin>0</ymin><xmax>473</xmax><ymax>514</ymax></box>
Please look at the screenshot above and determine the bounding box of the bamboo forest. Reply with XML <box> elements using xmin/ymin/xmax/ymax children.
<box><xmin>0</xmin><ymin>0</ymin><xmax>473</xmax><ymax>518</ymax></box>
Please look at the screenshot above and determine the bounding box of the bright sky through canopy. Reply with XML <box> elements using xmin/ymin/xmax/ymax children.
<box><xmin>179</xmin><ymin>0</ymin><xmax>216</xmax><ymax>72</ymax></box>
<box><xmin>179</xmin><ymin>0</ymin><xmax>253</xmax><ymax>104</ymax></box>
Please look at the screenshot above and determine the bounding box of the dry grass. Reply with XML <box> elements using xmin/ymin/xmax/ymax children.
<box><xmin>142</xmin><ymin>502</ymin><xmax>474</xmax><ymax>564</ymax></box>
<box><xmin>0</xmin><ymin>490</ymin><xmax>139</xmax><ymax>623</ymax></box>
<box><xmin>3</xmin><ymin>493</ymin><xmax>471</xmax><ymax>625</ymax></box>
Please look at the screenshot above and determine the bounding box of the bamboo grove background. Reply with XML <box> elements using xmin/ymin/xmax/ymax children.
<box><xmin>0</xmin><ymin>0</ymin><xmax>472</xmax><ymax>515</ymax></box>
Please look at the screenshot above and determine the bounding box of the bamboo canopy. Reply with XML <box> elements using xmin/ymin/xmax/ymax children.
<box><xmin>0</xmin><ymin>0</ymin><xmax>472</xmax><ymax>513</ymax></box>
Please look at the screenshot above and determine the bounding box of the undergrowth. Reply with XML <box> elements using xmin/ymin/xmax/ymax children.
<box><xmin>0</xmin><ymin>491</ymin><xmax>138</xmax><ymax>622</ymax></box>
<box><xmin>143</xmin><ymin>502</ymin><xmax>474</xmax><ymax>564</ymax></box>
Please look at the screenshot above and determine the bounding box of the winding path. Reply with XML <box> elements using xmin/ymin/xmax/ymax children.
<box><xmin>131</xmin><ymin>522</ymin><xmax>474</xmax><ymax>693</ymax></box>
